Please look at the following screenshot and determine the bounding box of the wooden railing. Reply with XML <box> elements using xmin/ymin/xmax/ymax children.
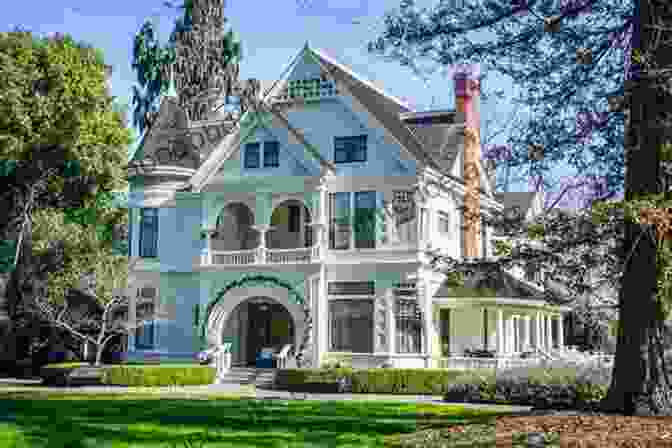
<box><xmin>211</xmin><ymin>249</ymin><xmax>256</xmax><ymax>265</ymax></box>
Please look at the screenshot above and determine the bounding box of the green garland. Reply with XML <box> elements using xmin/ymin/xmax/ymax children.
<box><xmin>199</xmin><ymin>274</ymin><xmax>313</xmax><ymax>367</ymax></box>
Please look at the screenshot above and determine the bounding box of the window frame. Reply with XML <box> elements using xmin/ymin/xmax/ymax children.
<box><xmin>244</xmin><ymin>142</ymin><xmax>261</xmax><ymax>169</ymax></box>
<box><xmin>263</xmin><ymin>141</ymin><xmax>279</xmax><ymax>168</ymax></box>
<box><xmin>139</xmin><ymin>208</ymin><xmax>158</xmax><ymax>258</ymax></box>
<box><xmin>437</xmin><ymin>211</ymin><xmax>451</xmax><ymax>235</ymax></box>
<box><xmin>328</xmin><ymin>298</ymin><xmax>374</xmax><ymax>353</ymax></box>
<box><xmin>334</xmin><ymin>135</ymin><xmax>367</xmax><ymax>164</ymax></box>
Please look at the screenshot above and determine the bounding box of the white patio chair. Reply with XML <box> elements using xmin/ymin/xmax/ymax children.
<box><xmin>273</xmin><ymin>344</ymin><xmax>293</xmax><ymax>369</ymax></box>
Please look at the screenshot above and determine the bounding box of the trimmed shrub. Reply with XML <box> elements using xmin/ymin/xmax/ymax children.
<box><xmin>443</xmin><ymin>362</ymin><xmax>611</xmax><ymax>410</ymax></box>
<box><xmin>276</xmin><ymin>368</ymin><xmax>468</xmax><ymax>395</ymax></box>
<box><xmin>101</xmin><ymin>365</ymin><xmax>216</xmax><ymax>387</ymax></box>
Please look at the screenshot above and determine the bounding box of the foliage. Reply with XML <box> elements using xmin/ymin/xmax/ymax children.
<box><xmin>101</xmin><ymin>365</ymin><xmax>216</xmax><ymax>387</ymax></box>
<box><xmin>444</xmin><ymin>362</ymin><xmax>612</xmax><ymax>410</ymax></box>
<box><xmin>276</xmin><ymin>368</ymin><xmax>471</xmax><ymax>395</ymax></box>
<box><xmin>131</xmin><ymin>0</ymin><xmax>243</xmax><ymax>130</ymax></box>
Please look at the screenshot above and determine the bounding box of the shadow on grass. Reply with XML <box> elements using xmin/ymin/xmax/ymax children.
<box><xmin>0</xmin><ymin>392</ymin><xmax>506</xmax><ymax>448</ymax></box>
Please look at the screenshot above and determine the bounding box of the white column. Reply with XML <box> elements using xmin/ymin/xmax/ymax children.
<box><xmin>506</xmin><ymin>317</ymin><xmax>514</xmax><ymax>354</ymax></box>
<box><xmin>557</xmin><ymin>315</ymin><xmax>564</xmax><ymax>351</ymax></box>
<box><xmin>386</xmin><ymin>289</ymin><xmax>395</xmax><ymax>356</ymax></box>
<box><xmin>496</xmin><ymin>309</ymin><xmax>504</xmax><ymax>355</ymax></box>
<box><xmin>202</xmin><ymin>228</ymin><xmax>214</xmax><ymax>265</ymax></box>
<box><xmin>129</xmin><ymin>290</ymin><xmax>137</xmax><ymax>352</ymax></box>
<box><xmin>317</xmin><ymin>264</ymin><xmax>328</xmax><ymax>366</ymax></box>
<box><xmin>523</xmin><ymin>316</ymin><xmax>531</xmax><ymax>351</ymax></box>
<box><xmin>422</xmin><ymin>279</ymin><xmax>433</xmax><ymax>367</ymax></box>
<box><xmin>546</xmin><ymin>313</ymin><xmax>553</xmax><ymax>350</ymax></box>
<box><xmin>534</xmin><ymin>311</ymin><xmax>544</xmax><ymax>349</ymax></box>
<box><xmin>252</xmin><ymin>224</ymin><xmax>272</xmax><ymax>264</ymax></box>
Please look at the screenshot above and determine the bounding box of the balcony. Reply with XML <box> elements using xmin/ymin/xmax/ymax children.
<box><xmin>209</xmin><ymin>246</ymin><xmax>321</xmax><ymax>266</ymax></box>
<box><xmin>202</xmin><ymin>199</ymin><xmax>322</xmax><ymax>266</ymax></box>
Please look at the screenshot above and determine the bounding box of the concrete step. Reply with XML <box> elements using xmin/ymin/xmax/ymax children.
<box><xmin>217</xmin><ymin>368</ymin><xmax>278</xmax><ymax>389</ymax></box>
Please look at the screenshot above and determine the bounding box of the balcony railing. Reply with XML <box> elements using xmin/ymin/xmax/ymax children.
<box><xmin>208</xmin><ymin>246</ymin><xmax>320</xmax><ymax>266</ymax></box>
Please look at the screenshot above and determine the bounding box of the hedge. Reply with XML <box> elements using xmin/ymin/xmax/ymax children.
<box><xmin>101</xmin><ymin>365</ymin><xmax>216</xmax><ymax>387</ymax></box>
<box><xmin>275</xmin><ymin>368</ymin><xmax>471</xmax><ymax>395</ymax></box>
<box><xmin>443</xmin><ymin>363</ymin><xmax>612</xmax><ymax>410</ymax></box>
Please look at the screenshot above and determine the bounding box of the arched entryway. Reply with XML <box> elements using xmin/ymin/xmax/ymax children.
<box><xmin>222</xmin><ymin>296</ymin><xmax>295</xmax><ymax>366</ymax></box>
<box><xmin>213</xmin><ymin>202</ymin><xmax>258</xmax><ymax>250</ymax></box>
<box><xmin>268</xmin><ymin>200</ymin><xmax>313</xmax><ymax>249</ymax></box>
<box><xmin>205</xmin><ymin>284</ymin><xmax>308</xmax><ymax>367</ymax></box>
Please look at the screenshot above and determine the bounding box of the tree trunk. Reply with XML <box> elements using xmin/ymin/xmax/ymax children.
<box><xmin>600</xmin><ymin>0</ymin><xmax>672</xmax><ymax>416</ymax></box>
<box><xmin>94</xmin><ymin>344</ymin><xmax>104</xmax><ymax>367</ymax></box>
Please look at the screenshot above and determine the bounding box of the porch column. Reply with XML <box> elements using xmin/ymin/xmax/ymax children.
<box><xmin>386</xmin><ymin>289</ymin><xmax>395</xmax><ymax>356</ymax></box>
<box><xmin>506</xmin><ymin>317</ymin><xmax>514</xmax><ymax>354</ymax></box>
<box><xmin>546</xmin><ymin>313</ymin><xmax>553</xmax><ymax>350</ymax></box>
<box><xmin>317</xmin><ymin>265</ymin><xmax>328</xmax><ymax>366</ymax></box>
<box><xmin>201</xmin><ymin>228</ymin><xmax>215</xmax><ymax>265</ymax></box>
<box><xmin>129</xmin><ymin>290</ymin><xmax>137</xmax><ymax>351</ymax></box>
<box><xmin>309</xmin><ymin>222</ymin><xmax>325</xmax><ymax>261</ymax></box>
<box><xmin>420</xmin><ymin>279</ymin><xmax>433</xmax><ymax>367</ymax></box>
<box><xmin>496</xmin><ymin>308</ymin><xmax>504</xmax><ymax>354</ymax></box>
<box><xmin>556</xmin><ymin>315</ymin><xmax>564</xmax><ymax>351</ymax></box>
<box><xmin>523</xmin><ymin>315</ymin><xmax>531</xmax><ymax>351</ymax></box>
<box><xmin>535</xmin><ymin>311</ymin><xmax>542</xmax><ymax>351</ymax></box>
<box><xmin>252</xmin><ymin>224</ymin><xmax>272</xmax><ymax>264</ymax></box>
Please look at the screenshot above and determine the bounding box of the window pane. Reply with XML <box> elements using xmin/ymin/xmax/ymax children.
<box><xmin>395</xmin><ymin>298</ymin><xmax>423</xmax><ymax>354</ymax></box>
<box><xmin>263</xmin><ymin>141</ymin><xmax>279</xmax><ymax>167</ymax></box>
<box><xmin>244</xmin><ymin>143</ymin><xmax>260</xmax><ymax>168</ymax></box>
<box><xmin>334</xmin><ymin>136</ymin><xmax>367</xmax><ymax>163</ymax></box>
<box><xmin>354</xmin><ymin>191</ymin><xmax>376</xmax><ymax>249</ymax></box>
<box><xmin>329</xmin><ymin>192</ymin><xmax>350</xmax><ymax>250</ymax></box>
<box><xmin>139</xmin><ymin>208</ymin><xmax>158</xmax><ymax>258</ymax></box>
<box><xmin>329</xmin><ymin>300</ymin><xmax>373</xmax><ymax>353</ymax></box>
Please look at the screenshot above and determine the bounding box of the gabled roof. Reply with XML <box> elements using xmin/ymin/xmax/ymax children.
<box><xmin>306</xmin><ymin>46</ymin><xmax>440</xmax><ymax>172</ymax></box>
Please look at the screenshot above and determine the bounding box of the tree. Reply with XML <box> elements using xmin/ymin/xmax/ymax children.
<box><xmin>367</xmin><ymin>0</ymin><xmax>672</xmax><ymax>415</ymax></box>
<box><xmin>0</xmin><ymin>30</ymin><xmax>132</xmax><ymax>367</ymax></box>
<box><xmin>131</xmin><ymin>0</ymin><xmax>243</xmax><ymax>132</ymax></box>
<box><xmin>29</xmin><ymin>207</ymin><xmax>149</xmax><ymax>366</ymax></box>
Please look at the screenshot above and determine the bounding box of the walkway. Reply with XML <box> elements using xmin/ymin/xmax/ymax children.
<box><xmin>0</xmin><ymin>378</ymin><xmax>532</xmax><ymax>413</ymax></box>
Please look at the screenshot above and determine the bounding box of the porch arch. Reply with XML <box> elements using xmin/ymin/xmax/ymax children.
<box><xmin>201</xmin><ymin>275</ymin><xmax>312</xmax><ymax>366</ymax></box>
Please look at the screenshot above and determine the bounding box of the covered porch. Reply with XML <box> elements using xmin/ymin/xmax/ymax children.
<box><xmin>429</xmin><ymin>266</ymin><xmax>572</xmax><ymax>370</ymax></box>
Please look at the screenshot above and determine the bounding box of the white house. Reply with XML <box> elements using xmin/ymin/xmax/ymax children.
<box><xmin>123</xmin><ymin>42</ymin><xmax>570</xmax><ymax>372</ymax></box>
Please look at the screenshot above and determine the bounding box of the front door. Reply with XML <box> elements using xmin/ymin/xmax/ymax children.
<box><xmin>247</xmin><ymin>303</ymin><xmax>271</xmax><ymax>366</ymax></box>
<box><xmin>246</xmin><ymin>301</ymin><xmax>295</xmax><ymax>366</ymax></box>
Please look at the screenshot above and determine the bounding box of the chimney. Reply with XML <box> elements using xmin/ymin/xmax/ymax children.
<box><xmin>454</xmin><ymin>66</ymin><xmax>481</xmax><ymax>258</ymax></box>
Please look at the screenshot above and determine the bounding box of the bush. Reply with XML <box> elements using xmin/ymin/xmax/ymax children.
<box><xmin>101</xmin><ymin>365</ymin><xmax>216</xmax><ymax>387</ymax></box>
<box><xmin>443</xmin><ymin>363</ymin><xmax>611</xmax><ymax>410</ymax></box>
<box><xmin>276</xmin><ymin>368</ymin><xmax>468</xmax><ymax>395</ymax></box>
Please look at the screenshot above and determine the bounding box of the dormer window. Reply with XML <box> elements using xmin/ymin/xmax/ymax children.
<box><xmin>263</xmin><ymin>141</ymin><xmax>279</xmax><ymax>167</ymax></box>
<box><xmin>244</xmin><ymin>143</ymin><xmax>260</xmax><ymax>168</ymax></box>
<box><xmin>334</xmin><ymin>135</ymin><xmax>367</xmax><ymax>163</ymax></box>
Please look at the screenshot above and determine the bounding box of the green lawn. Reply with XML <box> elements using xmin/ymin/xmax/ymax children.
<box><xmin>0</xmin><ymin>390</ymin><xmax>510</xmax><ymax>448</ymax></box>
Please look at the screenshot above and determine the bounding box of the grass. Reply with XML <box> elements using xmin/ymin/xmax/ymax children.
<box><xmin>0</xmin><ymin>389</ymin><xmax>512</xmax><ymax>447</ymax></box>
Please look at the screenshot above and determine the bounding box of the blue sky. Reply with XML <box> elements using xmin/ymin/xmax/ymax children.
<box><xmin>3</xmin><ymin>0</ymin><xmax>583</xmax><ymax>195</ymax></box>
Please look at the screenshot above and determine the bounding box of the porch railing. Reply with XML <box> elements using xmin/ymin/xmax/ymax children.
<box><xmin>266</xmin><ymin>247</ymin><xmax>312</xmax><ymax>264</ymax></box>
<box><xmin>434</xmin><ymin>356</ymin><xmax>544</xmax><ymax>370</ymax></box>
<box><xmin>209</xmin><ymin>246</ymin><xmax>320</xmax><ymax>266</ymax></box>
<box><xmin>211</xmin><ymin>249</ymin><xmax>256</xmax><ymax>265</ymax></box>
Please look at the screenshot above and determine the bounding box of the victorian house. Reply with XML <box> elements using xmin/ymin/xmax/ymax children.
<box><xmin>124</xmin><ymin>42</ymin><xmax>569</xmax><ymax>374</ymax></box>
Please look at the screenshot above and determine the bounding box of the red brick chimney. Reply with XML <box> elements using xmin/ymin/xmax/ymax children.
<box><xmin>454</xmin><ymin>66</ymin><xmax>481</xmax><ymax>258</ymax></box>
